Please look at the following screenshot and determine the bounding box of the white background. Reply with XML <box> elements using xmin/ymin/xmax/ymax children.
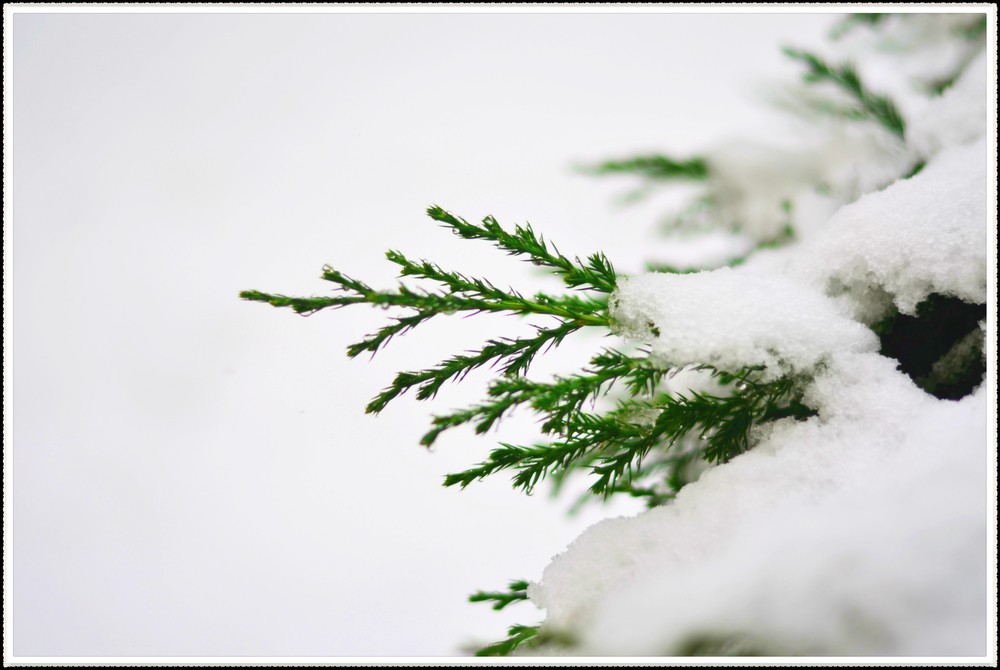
<box><xmin>10</xmin><ymin>9</ymin><xmax>834</xmax><ymax>657</ymax></box>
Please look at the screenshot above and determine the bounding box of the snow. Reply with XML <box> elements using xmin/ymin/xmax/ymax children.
<box><xmin>609</xmin><ymin>269</ymin><xmax>878</xmax><ymax>379</ymax></box>
<box><xmin>792</xmin><ymin>137</ymin><xmax>988</xmax><ymax>320</ymax></box>
<box><xmin>909</xmin><ymin>51</ymin><xmax>989</xmax><ymax>158</ymax></box>
<box><xmin>526</xmin><ymin>14</ymin><xmax>991</xmax><ymax>657</ymax></box>
<box><xmin>825</xmin><ymin>13</ymin><xmax>986</xmax><ymax>122</ymax></box>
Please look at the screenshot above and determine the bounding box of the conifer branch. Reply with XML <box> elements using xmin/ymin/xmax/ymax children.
<box><xmin>561</xmin><ymin>445</ymin><xmax>704</xmax><ymax>514</ymax></box>
<box><xmin>443</xmin><ymin>439</ymin><xmax>595</xmax><ymax>493</ymax></box>
<box><xmin>366</xmin><ymin>320</ymin><xmax>581</xmax><ymax>414</ymax></box>
<box><xmin>957</xmin><ymin>15</ymin><xmax>988</xmax><ymax>40</ymax></box>
<box><xmin>569</xmin><ymin>482</ymin><xmax>677</xmax><ymax>515</ymax></box>
<box><xmin>784</xmin><ymin>48</ymin><xmax>906</xmax><ymax>139</ymax></box>
<box><xmin>580</xmin><ymin>155</ymin><xmax>710</xmax><ymax>181</ymax></box>
<box><xmin>242</xmin><ymin>264</ymin><xmax>607</xmax><ymax>330</ymax></box>
<box><xmin>443</xmin><ymin>371</ymin><xmax>815</xmax><ymax>497</ymax></box>
<box><xmin>427</xmin><ymin>206</ymin><xmax>617</xmax><ymax>293</ymax></box>
<box><xmin>420</xmin><ymin>349</ymin><xmax>663</xmax><ymax>446</ymax></box>
<box><xmin>469</xmin><ymin>580</ymin><xmax>530</xmax><ymax>611</ymax></box>
<box><xmin>474</xmin><ymin>624</ymin><xmax>541</xmax><ymax>657</ymax></box>
<box><xmin>589</xmin><ymin>375</ymin><xmax>810</xmax><ymax>495</ymax></box>
<box><xmin>241</xmin><ymin>208</ymin><xmax>617</xmax><ymax>419</ymax></box>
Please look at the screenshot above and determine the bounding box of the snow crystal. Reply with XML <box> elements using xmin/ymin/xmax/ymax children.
<box><xmin>609</xmin><ymin>267</ymin><xmax>878</xmax><ymax>378</ymax></box>
<box><xmin>529</xmin><ymin>354</ymin><xmax>988</xmax><ymax>655</ymax></box>
<box><xmin>792</xmin><ymin>137</ymin><xmax>988</xmax><ymax>320</ymax></box>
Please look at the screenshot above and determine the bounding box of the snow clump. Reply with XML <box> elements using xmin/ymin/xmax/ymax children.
<box><xmin>790</xmin><ymin>137</ymin><xmax>988</xmax><ymax>321</ymax></box>
<box><xmin>610</xmin><ymin>269</ymin><xmax>878</xmax><ymax>379</ymax></box>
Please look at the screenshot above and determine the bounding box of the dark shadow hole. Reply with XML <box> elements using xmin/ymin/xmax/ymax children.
<box><xmin>873</xmin><ymin>294</ymin><xmax>986</xmax><ymax>400</ymax></box>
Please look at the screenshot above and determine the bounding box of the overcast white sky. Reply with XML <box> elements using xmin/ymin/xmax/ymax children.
<box><xmin>8</xmin><ymin>8</ymin><xmax>837</xmax><ymax>658</ymax></box>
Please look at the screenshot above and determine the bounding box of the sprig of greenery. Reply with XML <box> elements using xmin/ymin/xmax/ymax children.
<box><xmin>468</xmin><ymin>582</ymin><xmax>565</xmax><ymax>657</ymax></box>
<box><xmin>469</xmin><ymin>580</ymin><xmax>530</xmax><ymax>611</ymax></box>
<box><xmin>426</xmin><ymin>206</ymin><xmax>617</xmax><ymax>293</ymax></box>
<box><xmin>564</xmin><ymin>442</ymin><xmax>707</xmax><ymax>514</ymax></box>
<box><xmin>242</xmin><ymin>212</ymin><xmax>815</xmax><ymax>513</ymax></box>
<box><xmin>567</xmin><ymin>481</ymin><xmax>678</xmax><ymax>515</ymax></box>
<box><xmin>589</xmin><ymin>375</ymin><xmax>813</xmax><ymax>494</ymax></box>
<box><xmin>444</xmin><ymin>370</ymin><xmax>815</xmax><ymax>497</ymax></box>
<box><xmin>783</xmin><ymin>47</ymin><xmax>906</xmax><ymax>139</ymax></box>
<box><xmin>957</xmin><ymin>15</ymin><xmax>988</xmax><ymax>40</ymax></box>
<box><xmin>420</xmin><ymin>349</ymin><xmax>663</xmax><ymax>446</ymax></box>
<box><xmin>241</xmin><ymin>207</ymin><xmax>617</xmax><ymax>417</ymax></box>
<box><xmin>366</xmin><ymin>320</ymin><xmax>582</xmax><ymax>415</ymax></box>
<box><xmin>579</xmin><ymin>154</ymin><xmax>709</xmax><ymax>181</ymax></box>
<box><xmin>242</xmin><ymin>258</ymin><xmax>607</xmax><ymax>330</ymax></box>
<box><xmin>474</xmin><ymin>624</ymin><xmax>541</xmax><ymax>657</ymax></box>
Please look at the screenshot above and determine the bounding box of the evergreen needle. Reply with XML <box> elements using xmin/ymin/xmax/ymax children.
<box><xmin>579</xmin><ymin>154</ymin><xmax>710</xmax><ymax>181</ymax></box>
<box><xmin>474</xmin><ymin>624</ymin><xmax>540</xmax><ymax>657</ymax></box>
<box><xmin>783</xmin><ymin>47</ymin><xmax>906</xmax><ymax>139</ymax></box>
<box><xmin>469</xmin><ymin>580</ymin><xmax>531</xmax><ymax>611</ymax></box>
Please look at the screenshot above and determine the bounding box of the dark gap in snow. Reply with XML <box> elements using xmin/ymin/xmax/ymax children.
<box><xmin>873</xmin><ymin>294</ymin><xmax>986</xmax><ymax>400</ymax></box>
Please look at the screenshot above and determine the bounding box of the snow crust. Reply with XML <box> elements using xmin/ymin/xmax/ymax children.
<box><xmin>528</xmin><ymin>19</ymin><xmax>990</xmax><ymax>657</ymax></box>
